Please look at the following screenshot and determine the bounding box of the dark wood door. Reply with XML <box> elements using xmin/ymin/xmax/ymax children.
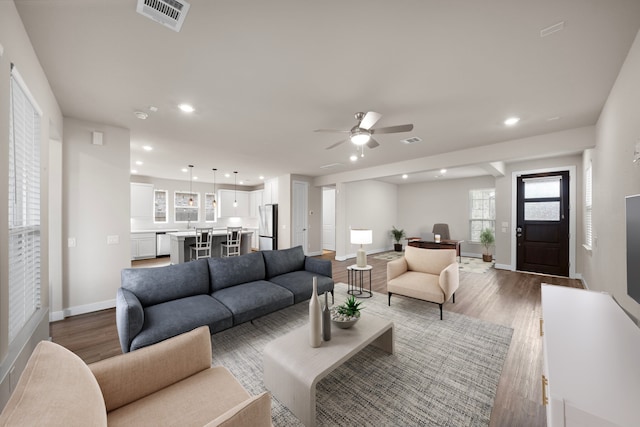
<box><xmin>516</xmin><ymin>171</ymin><xmax>570</xmax><ymax>276</ymax></box>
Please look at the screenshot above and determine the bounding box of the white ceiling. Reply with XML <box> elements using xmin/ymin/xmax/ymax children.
<box><xmin>14</xmin><ymin>0</ymin><xmax>640</xmax><ymax>187</ymax></box>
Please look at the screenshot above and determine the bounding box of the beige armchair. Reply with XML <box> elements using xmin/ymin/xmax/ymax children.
<box><xmin>0</xmin><ymin>326</ymin><xmax>272</xmax><ymax>427</ymax></box>
<box><xmin>387</xmin><ymin>245</ymin><xmax>459</xmax><ymax>320</ymax></box>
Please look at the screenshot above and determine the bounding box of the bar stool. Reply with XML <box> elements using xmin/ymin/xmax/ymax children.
<box><xmin>220</xmin><ymin>226</ymin><xmax>242</xmax><ymax>257</ymax></box>
<box><xmin>190</xmin><ymin>227</ymin><xmax>213</xmax><ymax>260</ymax></box>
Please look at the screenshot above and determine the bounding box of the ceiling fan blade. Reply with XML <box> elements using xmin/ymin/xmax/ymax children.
<box><xmin>314</xmin><ymin>129</ymin><xmax>350</xmax><ymax>133</ymax></box>
<box><xmin>371</xmin><ymin>124</ymin><xmax>414</xmax><ymax>134</ymax></box>
<box><xmin>366</xmin><ymin>138</ymin><xmax>380</xmax><ymax>149</ymax></box>
<box><xmin>326</xmin><ymin>139</ymin><xmax>348</xmax><ymax>150</ymax></box>
<box><xmin>359</xmin><ymin>111</ymin><xmax>382</xmax><ymax>130</ymax></box>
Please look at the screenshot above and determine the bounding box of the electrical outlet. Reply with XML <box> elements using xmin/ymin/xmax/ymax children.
<box><xmin>107</xmin><ymin>235</ymin><xmax>119</xmax><ymax>245</ymax></box>
<box><xmin>68</xmin><ymin>237</ymin><xmax>76</xmax><ymax>248</ymax></box>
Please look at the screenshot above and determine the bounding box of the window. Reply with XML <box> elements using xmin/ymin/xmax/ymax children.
<box><xmin>523</xmin><ymin>176</ymin><xmax>561</xmax><ymax>221</ymax></box>
<box><xmin>469</xmin><ymin>188</ymin><xmax>495</xmax><ymax>242</ymax></box>
<box><xmin>205</xmin><ymin>193</ymin><xmax>217</xmax><ymax>222</ymax></box>
<box><xmin>174</xmin><ymin>191</ymin><xmax>199</xmax><ymax>222</ymax></box>
<box><xmin>8</xmin><ymin>65</ymin><xmax>42</xmax><ymax>342</ymax></box>
<box><xmin>154</xmin><ymin>189</ymin><xmax>168</xmax><ymax>223</ymax></box>
<box><xmin>585</xmin><ymin>163</ymin><xmax>593</xmax><ymax>247</ymax></box>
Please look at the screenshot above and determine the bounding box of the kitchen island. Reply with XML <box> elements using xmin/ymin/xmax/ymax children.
<box><xmin>168</xmin><ymin>230</ymin><xmax>254</xmax><ymax>264</ymax></box>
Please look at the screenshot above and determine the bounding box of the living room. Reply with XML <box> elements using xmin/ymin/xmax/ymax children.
<box><xmin>2</xmin><ymin>1</ymin><xmax>640</xmax><ymax>425</ymax></box>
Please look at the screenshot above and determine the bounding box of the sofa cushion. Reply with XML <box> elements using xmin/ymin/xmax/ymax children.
<box><xmin>262</xmin><ymin>245</ymin><xmax>305</xmax><ymax>279</ymax></box>
<box><xmin>404</xmin><ymin>245</ymin><xmax>456</xmax><ymax>276</ymax></box>
<box><xmin>0</xmin><ymin>341</ymin><xmax>107</xmax><ymax>426</ymax></box>
<box><xmin>269</xmin><ymin>271</ymin><xmax>334</xmax><ymax>304</ymax></box>
<box><xmin>208</xmin><ymin>251</ymin><xmax>266</xmax><ymax>292</ymax></box>
<box><xmin>212</xmin><ymin>281</ymin><xmax>294</xmax><ymax>325</ymax></box>
<box><xmin>130</xmin><ymin>295</ymin><xmax>233</xmax><ymax>351</ymax></box>
<box><xmin>121</xmin><ymin>259</ymin><xmax>210</xmax><ymax>307</ymax></box>
<box><xmin>105</xmin><ymin>367</ymin><xmax>252</xmax><ymax>427</ymax></box>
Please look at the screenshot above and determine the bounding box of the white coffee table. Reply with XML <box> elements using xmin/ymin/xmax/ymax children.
<box><xmin>263</xmin><ymin>313</ymin><xmax>394</xmax><ymax>427</ymax></box>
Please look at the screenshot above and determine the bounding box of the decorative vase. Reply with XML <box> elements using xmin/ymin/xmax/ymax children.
<box><xmin>309</xmin><ymin>277</ymin><xmax>322</xmax><ymax>348</ymax></box>
<box><xmin>322</xmin><ymin>291</ymin><xmax>331</xmax><ymax>341</ymax></box>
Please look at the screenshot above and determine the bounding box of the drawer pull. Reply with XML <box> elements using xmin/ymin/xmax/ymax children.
<box><xmin>541</xmin><ymin>375</ymin><xmax>549</xmax><ymax>406</ymax></box>
<box><xmin>540</xmin><ymin>318</ymin><xmax>544</xmax><ymax>336</ymax></box>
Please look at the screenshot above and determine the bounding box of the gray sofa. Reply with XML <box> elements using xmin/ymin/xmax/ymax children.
<box><xmin>117</xmin><ymin>246</ymin><xmax>334</xmax><ymax>352</ymax></box>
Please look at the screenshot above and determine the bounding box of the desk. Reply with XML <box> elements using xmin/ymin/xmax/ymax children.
<box><xmin>168</xmin><ymin>230</ymin><xmax>253</xmax><ymax>264</ymax></box>
<box><xmin>407</xmin><ymin>239</ymin><xmax>463</xmax><ymax>260</ymax></box>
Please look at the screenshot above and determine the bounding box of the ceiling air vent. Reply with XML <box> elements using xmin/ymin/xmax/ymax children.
<box><xmin>136</xmin><ymin>0</ymin><xmax>191</xmax><ymax>32</ymax></box>
<box><xmin>320</xmin><ymin>163</ymin><xmax>343</xmax><ymax>169</ymax></box>
<box><xmin>401</xmin><ymin>136</ymin><xmax>422</xmax><ymax>144</ymax></box>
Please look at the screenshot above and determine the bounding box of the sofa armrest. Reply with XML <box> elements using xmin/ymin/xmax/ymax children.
<box><xmin>387</xmin><ymin>258</ymin><xmax>408</xmax><ymax>281</ymax></box>
<box><xmin>205</xmin><ymin>392</ymin><xmax>272</xmax><ymax>427</ymax></box>
<box><xmin>116</xmin><ymin>288</ymin><xmax>144</xmax><ymax>353</ymax></box>
<box><xmin>89</xmin><ymin>326</ymin><xmax>212</xmax><ymax>412</ymax></box>
<box><xmin>304</xmin><ymin>257</ymin><xmax>332</xmax><ymax>278</ymax></box>
<box><xmin>438</xmin><ymin>262</ymin><xmax>459</xmax><ymax>301</ymax></box>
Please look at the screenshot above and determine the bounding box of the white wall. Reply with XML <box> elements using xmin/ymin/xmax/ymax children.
<box><xmin>581</xmin><ymin>29</ymin><xmax>640</xmax><ymax>319</ymax></box>
<box><xmin>0</xmin><ymin>1</ymin><xmax>63</xmax><ymax>408</ymax></box>
<box><xmin>62</xmin><ymin>118</ymin><xmax>131</xmax><ymax>317</ymax></box>
<box><xmin>291</xmin><ymin>174</ymin><xmax>322</xmax><ymax>256</ymax></box>
<box><xmin>398</xmin><ymin>176</ymin><xmax>497</xmax><ymax>257</ymax></box>
<box><xmin>322</xmin><ymin>188</ymin><xmax>336</xmax><ymax>251</ymax></box>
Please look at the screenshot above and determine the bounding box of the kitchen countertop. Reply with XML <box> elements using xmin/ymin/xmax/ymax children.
<box><xmin>131</xmin><ymin>229</ymin><xmax>179</xmax><ymax>234</ymax></box>
<box><xmin>168</xmin><ymin>230</ymin><xmax>254</xmax><ymax>237</ymax></box>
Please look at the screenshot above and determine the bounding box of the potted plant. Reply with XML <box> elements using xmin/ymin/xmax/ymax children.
<box><xmin>480</xmin><ymin>228</ymin><xmax>495</xmax><ymax>262</ymax></box>
<box><xmin>331</xmin><ymin>295</ymin><xmax>364</xmax><ymax>329</ymax></box>
<box><xmin>390</xmin><ymin>226</ymin><xmax>406</xmax><ymax>252</ymax></box>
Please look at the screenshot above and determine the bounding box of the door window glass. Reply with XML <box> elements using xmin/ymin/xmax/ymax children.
<box><xmin>524</xmin><ymin>177</ymin><xmax>560</xmax><ymax>199</ymax></box>
<box><xmin>524</xmin><ymin>201</ymin><xmax>560</xmax><ymax>221</ymax></box>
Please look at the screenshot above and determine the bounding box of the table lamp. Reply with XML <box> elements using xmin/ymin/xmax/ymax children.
<box><xmin>351</xmin><ymin>229</ymin><xmax>373</xmax><ymax>268</ymax></box>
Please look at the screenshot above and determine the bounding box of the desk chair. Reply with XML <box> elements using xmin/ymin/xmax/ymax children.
<box><xmin>432</xmin><ymin>223</ymin><xmax>450</xmax><ymax>240</ymax></box>
<box><xmin>190</xmin><ymin>228</ymin><xmax>213</xmax><ymax>260</ymax></box>
<box><xmin>220</xmin><ymin>227</ymin><xmax>242</xmax><ymax>257</ymax></box>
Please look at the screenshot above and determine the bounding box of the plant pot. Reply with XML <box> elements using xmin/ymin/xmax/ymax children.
<box><xmin>482</xmin><ymin>253</ymin><xmax>493</xmax><ymax>262</ymax></box>
<box><xmin>394</xmin><ymin>243</ymin><xmax>403</xmax><ymax>252</ymax></box>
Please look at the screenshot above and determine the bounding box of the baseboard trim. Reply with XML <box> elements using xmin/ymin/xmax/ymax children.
<box><xmin>63</xmin><ymin>299</ymin><xmax>116</xmax><ymax>318</ymax></box>
<box><xmin>49</xmin><ymin>311</ymin><xmax>65</xmax><ymax>322</ymax></box>
<box><xmin>460</xmin><ymin>252</ymin><xmax>482</xmax><ymax>258</ymax></box>
<box><xmin>494</xmin><ymin>263</ymin><xmax>512</xmax><ymax>271</ymax></box>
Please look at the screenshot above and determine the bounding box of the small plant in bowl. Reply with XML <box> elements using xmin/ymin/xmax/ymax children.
<box><xmin>331</xmin><ymin>295</ymin><xmax>364</xmax><ymax>329</ymax></box>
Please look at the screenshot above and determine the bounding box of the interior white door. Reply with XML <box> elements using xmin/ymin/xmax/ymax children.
<box><xmin>292</xmin><ymin>181</ymin><xmax>308</xmax><ymax>252</ymax></box>
<box><xmin>322</xmin><ymin>188</ymin><xmax>336</xmax><ymax>251</ymax></box>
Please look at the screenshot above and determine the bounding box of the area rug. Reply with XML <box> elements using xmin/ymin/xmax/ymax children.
<box><xmin>210</xmin><ymin>283</ymin><xmax>513</xmax><ymax>426</ymax></box>
<box><xmin>373</xmin><ymin>251</ymin><xmax>494</xmax><ymax>274</ymax></box>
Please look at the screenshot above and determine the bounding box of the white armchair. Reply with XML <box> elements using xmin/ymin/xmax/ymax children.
<box><xmin>387</xmin><ymin>245</ymin><xmax>459</xmax><ymax>319</ymax></box>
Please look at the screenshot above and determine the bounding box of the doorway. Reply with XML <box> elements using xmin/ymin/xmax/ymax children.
<box><xmin>292</xmin><ymin>181</ymin><xmax>308</xmax><ymax>252</ymax></box>
<box><xmin>516</xmin><ymin>171</ymin><xmax>570</xmax><ymax>276</ymax></box>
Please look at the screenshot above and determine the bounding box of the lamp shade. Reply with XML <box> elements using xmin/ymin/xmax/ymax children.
<box><xmin>351</xmin><ymin>229</ymin><xmax>372</xmax><ymax>245</ymax></box>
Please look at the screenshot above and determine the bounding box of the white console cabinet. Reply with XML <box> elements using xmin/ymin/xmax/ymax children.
<box><xmin>541</xmin><ymin>284</ymin><xmax>640</xmax><ymax>427</ymax></box>
<box><xmin>130</xmin><ymin>232</ymin><xmax>156</xmax><ymax>260</ymax></box>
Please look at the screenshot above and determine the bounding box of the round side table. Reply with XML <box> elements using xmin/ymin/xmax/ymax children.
<box><xmin>347</xmin><ymin>264</ymin><xmax>373</xmax><ymax>298</ymax></box>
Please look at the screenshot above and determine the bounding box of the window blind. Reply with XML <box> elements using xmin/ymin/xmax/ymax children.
<box><xmin>8</xmin><ymin>65</ymin><xmax>42</xmax><ymax>342</ymax></box>
<box><xmin>585</xmin><ymin>164</ymin><xmax>593</xmax><ymax>247</ymax></box>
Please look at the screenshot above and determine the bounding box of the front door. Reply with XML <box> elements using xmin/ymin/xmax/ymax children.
<box><xmin>516</xmin><ymin>171</ymin><xmax>570</xmax><ymax>276</ymax></box>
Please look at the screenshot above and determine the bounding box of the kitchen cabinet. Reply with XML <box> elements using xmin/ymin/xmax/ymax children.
<box><xmin>263</xmin><ymin>178</ymin><xmax>278</xmax><ymax>205</ymax></box>
<box><xmin>249</xmin><ymin>190</ymin><xmax>263</xmax><ymax>218</ymax></box>
<box><xmin>540</xmin><ymin>284</ymin><xmax>640</xmax><ymax>426</ymax></box>
<box><xmin>131</xmin><ymin>232</ymin><xmax>156</xmax><ymax>260</ymax></box>
<box><xmin>130</xmin><ymin>183</ymin><xmax>154</xmax><ymax>220</ymax></box>
<box><xmin>218</xmin><ymin>189</ymin><xmax>249</xmax><ymax>218</ymax></box>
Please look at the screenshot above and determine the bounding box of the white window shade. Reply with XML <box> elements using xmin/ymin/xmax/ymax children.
<box><xmin>585</xmin><ymin>164</ymin><xmax>593</xmax><ymax>247</ymax></box>
<box><xmin>8</xmin><ymin>65</ymin><xmax>42</xmax><ymax>342</ymax></box>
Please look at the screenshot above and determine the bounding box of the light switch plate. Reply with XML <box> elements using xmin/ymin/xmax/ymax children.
<box><xmin>68</xmin><ymin>237</ymin><xmax>76</xmax><ymax>248</ymax></box>
<box><xmin>107</xmin><ymin>235</ymin><xmax>119</xmax><ymax>245</ymax></box>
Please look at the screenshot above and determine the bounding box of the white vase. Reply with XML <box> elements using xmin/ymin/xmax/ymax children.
<box><xmin>309</xmin><ymin>277</ymin><xmax>322</xmax><ymax>348</ymax></box>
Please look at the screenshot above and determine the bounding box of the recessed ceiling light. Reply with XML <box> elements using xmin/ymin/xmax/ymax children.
<box><xmin>440</xmin><ymin>168</ymin><xmax>447</xmax><ymax>174</ymax></box>
<box><xmin>134</xmin><ymin>111</ymin><xmax>148</xmax><ymax>120</ymax></box>
<box><xmin>350</xmin><ymin>155</ymin><xmax>358</xmax><ymax>162</ymax></box>
<box><xmin>135</xmin><ymin>160</ymin><xmax>143</xmax><ymax>166</ymax></box>
<box><xmin>504</xmin><ymin>117</ymin><xmax>520</xmax><ymax>126</ymax></box>
<box><xmin>181</xmin><ymin>168</ymin><xmax>188</xmax><ymax>173</ymax></box>
<box><xmin>547</xmin><ymin>116</ymin><xmax>561</xmax><ymax>121</ymax></box>
<box><xmin>142</xmin><ymin>145</ymin><xmax>153</xmax><ymax>151</ymax></box>
<box><xmin>402</xmin><ymin>174</ymin><xmax>408</xmax><ymax>179</ymax></box>
<box><xmin>178</xmin><ymin>103</ymin><xmax>195</xmax><ymax>113</ymax></box>
<box><xmin>239</xmin><ymin>181</ymin><xmax>244</xmax><ymax>185</ymax></box>
<box><xmin>225</xmin><ymin>173</ymin><xmax>230</xmax><ymax>178</ymax></box>
<box><xmin>193</xmin><ymin>176</ymin><xmax>198</xmax><ymax>180</ymax></box>
<box><xmin>149</xmin><ymin>106</ymin><xmax>158</xmax><ymax>112</ymax></box>
<box><xmin>259</xmin><ymin>175</ymin><xmax>265</xmax><ymax>180</ymax></box>
<box><xmin>131</xmin><ymin>169</ymin><xmax>138</xmax><ymax>174</ymax></box>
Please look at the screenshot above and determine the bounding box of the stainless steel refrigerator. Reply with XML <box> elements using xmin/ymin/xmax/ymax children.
<box><xmin>259</xmin><ymin>204</ymin><xmax>278</xmax><ymax>250</ymax></box>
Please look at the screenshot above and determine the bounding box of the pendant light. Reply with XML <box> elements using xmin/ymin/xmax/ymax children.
<box><xmin>211</xmin><ymin>168</ymin><xmax>217</xmax><ymax>210</ymax></box>
<box><xmin>233</xmin><ymin>171</ymin><xmax>238</xmax><ymax>208</ymax></box>
<box><xmin>188</xmin><ymin>165</ymin><xmax>194</xmax><ymax>206</ymax></box>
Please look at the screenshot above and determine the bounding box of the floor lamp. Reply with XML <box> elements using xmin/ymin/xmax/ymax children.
<box><xmin>351</xmin><ymin>229</ymin><xmax>373</xmax><ymax>268</ymax></box>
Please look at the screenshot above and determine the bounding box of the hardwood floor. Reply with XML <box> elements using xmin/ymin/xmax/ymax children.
<box><xmin>50</xmin><ymin>252</ymin><xmax>582</xmax><ymax>426</ymax></box>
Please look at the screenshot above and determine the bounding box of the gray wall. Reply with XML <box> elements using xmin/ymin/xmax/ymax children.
<box><xmin>581</xmin><ymin>29</ymin><xmax>640</xmax><ymax>319</ymax></box>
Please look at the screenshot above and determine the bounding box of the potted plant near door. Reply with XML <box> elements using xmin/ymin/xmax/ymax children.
<box><xmin>480</xmin><ymin>228</ymin><xmax>495</xmax><ymax>262</ymax></box>
<box><xmin>390</xmin><ymin>226</ymin><xmax>406</xmax><ymax>252</ymax></box>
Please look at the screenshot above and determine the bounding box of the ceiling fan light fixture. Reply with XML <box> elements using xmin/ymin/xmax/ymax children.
<box><xmin>350</xmin><ymin>130</ymin><xmax>371</xmax><ymax>145</ymax></box>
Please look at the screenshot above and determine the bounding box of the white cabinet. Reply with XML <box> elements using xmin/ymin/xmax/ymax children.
<box><xmin>130</xmin><ymin>183</ymin><xmax>154</xmax><ymax>220</ymax></box>
<box><xmin>263</xmin><ymin>178</ymin><xmax>278</xmax><ymax>205</ymax></box>
<box><xmin>541</xmin><ymin>284</ymin><xmax>640</xmax><ymax>427</ymax></box>
<box><xmin>130</xmin><ymin>232</ymin><xmax>156</xmax><ymax>260</ymax></box>
<box><xmin>218</xmin><ymin>189</ymin><xmax>249</xmax><ymax>218</ymax></box>
<box><xmin>249</xmin><ymin>190</ymin><xmax>263</xmax><ymax>218</ymax></box>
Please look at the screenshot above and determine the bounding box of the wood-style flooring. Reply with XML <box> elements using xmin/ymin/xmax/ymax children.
<box><xmin>50</xmin><ymin>251</ymin><xmax>582</xmax><ymax>427</ymax></box>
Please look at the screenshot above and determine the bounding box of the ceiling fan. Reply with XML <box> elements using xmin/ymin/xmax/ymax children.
<box><xmin>315</xmin><ymin>111</ymin><xmax>414</xmax><ymax>150</ymax></box>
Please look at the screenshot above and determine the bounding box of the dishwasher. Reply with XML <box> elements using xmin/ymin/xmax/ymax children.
<box><xmin>156</xmin><ymin>232</ymin><xmax>171</xmax><ymax>256</ymax></box>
